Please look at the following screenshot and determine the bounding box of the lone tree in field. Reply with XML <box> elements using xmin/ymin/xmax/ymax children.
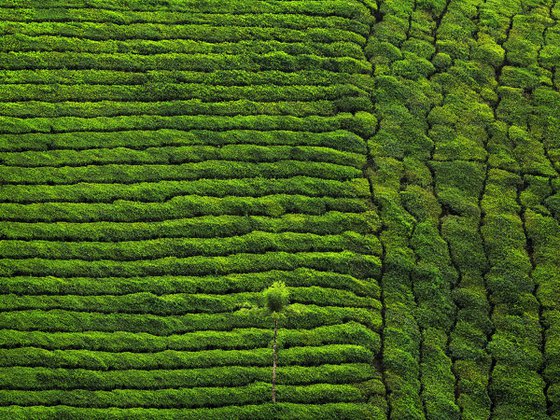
<box><xmin>264</xmin><ymin>281</ymin><xmax>290</xmax><ymax>403</ymax></box>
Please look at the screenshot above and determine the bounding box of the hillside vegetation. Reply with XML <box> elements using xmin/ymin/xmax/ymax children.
<box><xmin>0</xmin><ymin>0</ymin><xmax>559</xmax><ymax>419</ymax></box>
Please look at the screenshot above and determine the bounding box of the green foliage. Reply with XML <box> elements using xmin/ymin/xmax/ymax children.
<box><xmin>264</xmin><ymin>281</ymin><xmax>290</xmax><ymax>315</ymax></box>
<box><xmin>0</xmin><ymin>0</ymin><xmax>558</xmax><ymax>417</ymax></box>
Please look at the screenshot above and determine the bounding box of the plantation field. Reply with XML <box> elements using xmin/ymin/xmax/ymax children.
<box><xmin>0</xmin><ymin>0</ymin><xmax>559</xmax><ymax>418</ymax></box>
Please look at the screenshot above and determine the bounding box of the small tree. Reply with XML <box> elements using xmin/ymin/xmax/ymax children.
<box><xmin>264</xmin><ymin>281</ymin><xmax>290</xmax><ymax>403</ymax></box>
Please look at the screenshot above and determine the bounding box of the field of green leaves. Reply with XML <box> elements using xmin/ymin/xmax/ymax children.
<box><xmin>0</xmin><ymin>0</ymin><xmax>558</xmax><ymax>418</ymax></box>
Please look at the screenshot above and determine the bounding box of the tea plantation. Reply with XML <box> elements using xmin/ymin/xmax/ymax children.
<box><xmin>0</xmin><ymin>0</ymin><xmax>558</xmax><ymax>419</ymax></box>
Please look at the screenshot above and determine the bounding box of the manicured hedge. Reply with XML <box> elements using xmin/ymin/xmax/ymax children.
<box><xmin>1</xmin><ymin>0</ymin><xmax>558</xmax><ymax>417</ymax></box>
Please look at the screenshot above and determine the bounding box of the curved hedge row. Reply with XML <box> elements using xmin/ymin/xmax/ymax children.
<box><xmin>0</xmin><ymin>322</ymin><xmax>379</xmax><ymax>352</ymax></box>
<box><xmin>0</xmin><ymin>402</ymin><xmax>383</xmax><ymax>420</ymax></box>
<box><xmin>0</xmin><ymin>268</ymin><xmax>377</xmax><ymax>297</ymax></box>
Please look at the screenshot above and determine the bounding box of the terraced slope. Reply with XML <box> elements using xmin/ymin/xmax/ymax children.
<box><xmin>0</xmin><ymin>0</ymin><xmax>559</xmax><ymax>419</ymax></box>
<box><xmin>0</xmin><ymin>1</ymin><xmax>385</xmax><ymax>418</ymax></box>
